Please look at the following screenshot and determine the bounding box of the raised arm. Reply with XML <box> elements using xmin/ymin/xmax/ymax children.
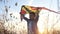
<box><xmin>20</xmin><ymin>14</ymin><xmax>29</xmax><ymax>21</ymax></box>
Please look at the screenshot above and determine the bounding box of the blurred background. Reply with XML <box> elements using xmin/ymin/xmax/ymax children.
<box><xmin>0</xmin><ymin>0</ymin><xmax>60</xmax><ymax>34</ymax></box>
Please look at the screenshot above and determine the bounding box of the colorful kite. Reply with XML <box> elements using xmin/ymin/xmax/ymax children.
<box><xmin>20</xmin><ymin>5</ymin><xmax>57</xmax><ymax>14</ymax></box>
<box><xmin>20</xmin><ymin>5</ymin><xmax>41</xmax><ymax>14</ymax></box>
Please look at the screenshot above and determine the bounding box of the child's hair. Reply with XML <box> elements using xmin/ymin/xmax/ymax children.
<box><xmin>30</xmin><ymin>12</ymin><xmax>35</xmax><ymax>16</ymax></box>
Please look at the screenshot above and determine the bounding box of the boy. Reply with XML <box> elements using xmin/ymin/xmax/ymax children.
<box><xmin>21</xmin><ymin>12</ymin><xmax>39</xmax><ymax>34</ymax></box>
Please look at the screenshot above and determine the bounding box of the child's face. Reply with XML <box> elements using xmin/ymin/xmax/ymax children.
<box><xmin>29</xmin><ymin>14</ymin><xmax>35</xmax><ymax>20</ymax></box>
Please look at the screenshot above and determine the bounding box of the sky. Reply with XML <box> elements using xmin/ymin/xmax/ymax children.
<box><xmin>0</xmin><ymin>0</ymin><xmax>59</xmax><ymax>14</ymax></box>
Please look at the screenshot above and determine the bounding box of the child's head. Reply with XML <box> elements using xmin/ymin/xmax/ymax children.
<box><xmin>29</xmin><ymin>12</ymin><xmax>35</xmax><ymax>20</ymax></box>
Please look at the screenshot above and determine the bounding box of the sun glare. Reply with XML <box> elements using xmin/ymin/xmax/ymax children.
<box><xmin>37</xmin><ymin>22</ymin><xmax>45</xmax><ymax>33</ymax></box>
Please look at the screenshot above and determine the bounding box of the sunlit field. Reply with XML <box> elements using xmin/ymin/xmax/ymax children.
<box><xmin>0</xmin><ymin>10</ymin><xmax>60</xmax><ymax>34</ymax></box>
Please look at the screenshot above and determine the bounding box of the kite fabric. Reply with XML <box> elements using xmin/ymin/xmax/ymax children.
<box><xmin>20</xmin><ymin>5</ymin><xmax>41</xmax><ymax>14</ymax></box>
<box><xmin>20</xmin><ymin>5</ymin><xmax>60</xmax><ymax>15</ymax></box>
